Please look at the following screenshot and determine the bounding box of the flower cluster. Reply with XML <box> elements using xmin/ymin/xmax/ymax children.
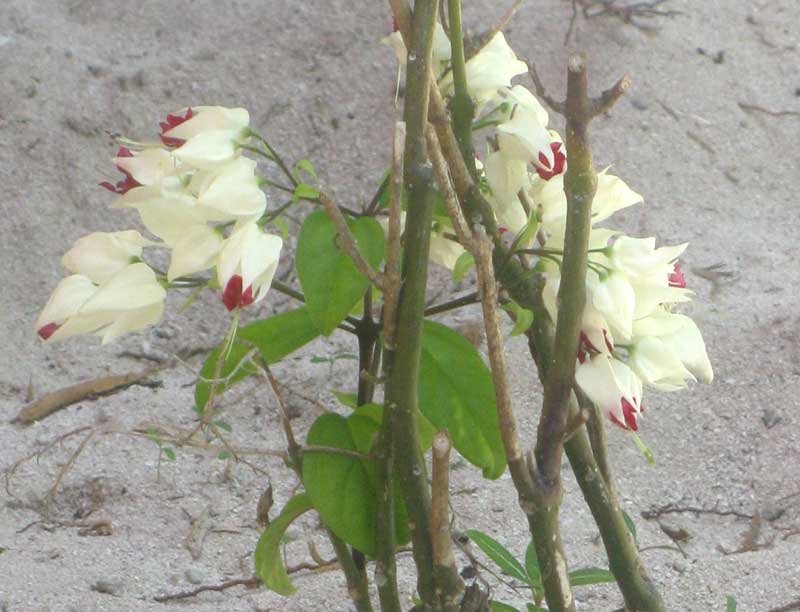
<box><xmin>384</xmin><ymin>26</ymin><xmax>712</xmax><ymax>430</ymax></box>
<box><xmin>37</xmin><ymin>106</ymin><xmax>282</xmax><ymax>344</ymax></box>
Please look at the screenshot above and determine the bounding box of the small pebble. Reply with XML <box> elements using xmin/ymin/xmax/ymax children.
<box><xmin>185</xmin><ymin>567</ymin><xmax>208</xmax><ymax>585</ymax></box>
<box><xmin>91</xmin><ymin>578</ymin><xmax>124</xmax><ymax>595</ymax></box>
<box><xmin>761</xmin><ymin>408</ymin><xmax>783</xmax><ymax>429</ymax></box>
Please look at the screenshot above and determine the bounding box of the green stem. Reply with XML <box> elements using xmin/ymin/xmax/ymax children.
<box><xmin>383</xmin><ymin>1</ymin><xmax>463</xmax><ymax>608</ymax></box>
<box><xmin>534</xmin><ymin>58</ymin><xmax>596</xmax><ymax>488</ymax></box>
<box><xmin>447</xmin><ymin>0</ymin><xmax>476</xmax><ymax>177</ymax></box>
<box><xmin>249</xmin><ymin>130</ymin><xmax>298</xmax><ymax>188</ymax></box>
<box><xmin>423</xmin><ymin>291</ymin><xmax>479</xmax><ymax>316</ymax></box>
<box><xmin>564</xmin><ymin>404</ymin><xmax>665</xmax><ymax>611</ymax></box>
<box><xmin>327</xmin><ymin>528</ymin><xmax>375</xmax><ymax>612</ymax></box>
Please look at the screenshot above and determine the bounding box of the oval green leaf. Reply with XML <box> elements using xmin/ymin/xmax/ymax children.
<box><xmin>296</xmin><ymin>210</ymin><xmax>385</xmax><ymax>335</ymax></box>
<box><xmin>525</xmin><ymin>541</ymin><xmax>543</xmax><ymax>592</ymax></box>
<box><xmin>254</xmin><ymin>493</ymin><xmax>313</xmax><ymax>595</ymax></box>
<box><xmin>567</xmin><ymin>567</ymin><xmax>616</xmax><ymax>587</ymax></box>
<box><xmin>194</xmin><ymin>306</ymin><xmax>319</xmax><ymax>412</ymax></box>
<box><xmin>420</xmin><ymin>321</ymin><xmax>506</xmax><ymax>479</ymax></box>
<box><xmin>302</xmin><ymin>407</ymin><xmax>410</xmax><ymax>556</ymax></box>
<box><xmin>465</xmin><ymin>529</ymin><xmax>527</xmax><ymax>583</ymax></box>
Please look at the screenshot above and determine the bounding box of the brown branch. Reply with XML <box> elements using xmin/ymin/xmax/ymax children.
<box><xmin>319</xmin><ymin>192</ymin><xmax>385</xmax><ymax>290</ymax></box>
<box><xmin>737</xmin><ymin>101</ymin><xmax>800</xmax><ymax>118</ymax></box>
<box><xmin>382</xmin><ymin>121</ymin><xmax>406</xmax><ymax>351</ymax></box>
<box><xmin>427</xmin><ymin>124</ymin><xmax>475</xmax><ymax>250</ymax></box>
<box><xmin>526</xmin><ymin>61</ymin><xmax>566</xmax><ymax>115</ymax></box>
<box><xmin>11</xmin><ymin>366</ymin><xmax>165</xmax><ymax>424</ymax></box>
<box><xmin>431</xmin><ymin>431</ymin><xmax>455</xmax><ymax>569</ymax></box>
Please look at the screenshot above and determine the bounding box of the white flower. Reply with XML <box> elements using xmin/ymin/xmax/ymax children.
<box><xmin>36</xmin><ymin>275</ymin><xmax>98</xmax><ymax>341</ymax></box>
<box><xmin>167</xmin><ymin>224</ymin><xmax>224</xmax><ymax>281</ymax></box>
<box><xmin>161</xmin><ymin>106</ymin><xmax>250</xmax><ymax>168</ymax></box>
<box><xmin>628</xmin><ymin>335</ymin><xmax>695</xmax><ymax>391</ymax></box>
<box><xmin>496</xmin><ymin>110</ymin><xmax>554</xmax><ymax>172</ymax></box>
<box><xmin>608</xmin><ymin>236</ymin><xmax>687</xmax><ymax>286</ymax></box>
<box><xmin>190</xmin><ymin>156</ymin><xmax>267</xmax><ymax>222</ymax></box>
<box><xmin>62</xmin><ymin>230</ymin><xmax>151</xmax><ymax>284</ymax></box>
<box><xmin>534</xmin><ymin>170</ymin><xmax>642</xmax><ymax>239</ymax></box>
<box><xmin>382</xmin><ymin>23</ymin><xmax>451</xmax><ymax>75</ymax></box>
<box><xmin>632</xmin><ymin>310</ymin><xmax>713</xmax><ymax>384</ymax></box>
<box><xmin>115</xmin><ymin>179</ymin><xmax>209</xmax><ymax>246</ymax></box>
<box><xmin>109</xmin><ymin>147</ymin><xmax>179</xmax><ymax>189</ymax></box>
<box><xmin>217</xmin><ymin>222</ymin><xmax>283</xmax><ymax>310</ymax></box>
<box><xmin>576</xmin><ymin>354</ymin><xmax>643</xmax><ymax>430</ymax></box>
<box><xmin>37</xmin><ymin>263</ymin><xmax>166</xmax><ymax>344</ymax></box>
<box><xmin>440</xmin><ymin>32</ymin><xmax>527</xmax><ymax>107</ymax></box>
<box><xmin>483</xmin><ymin>148</ymin><xmax>530</xmax><ymax>234</ymax></box>
<box><xmin>588</xmin><ymin>271</ymin><xmax>636</xmax><ymax>342</ymax></box>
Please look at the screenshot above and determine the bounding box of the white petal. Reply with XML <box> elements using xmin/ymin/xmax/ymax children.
<box><xmin>114</xmin><ymin>148</ymin><xmax>179</xmax><ymax>186</ymax></box>
<box><xmin>194</xmin><ymin>157</ymin><xmax>267</xmax><ymax>221</ymax></box>
<box><xmin>62</xmin><ymin>230</ymin><xmax>151</xmax><ymax>284</ymax></box>
<box><xmin>36</xmin><ymin>275</ymin><xmax>97</xmax><ymax>332</ymax></box>
<box><xmin>100</xmin><ymin>301</ymin><xmax>165</xmax><ymax>344</ymax></box>
<box><xmin>81</xmin><ymin>263</ymin><xmax>166</xmax><ymax>313</ymax></box>
<box><xmin>173</xmin><ymin>130</ymin><xmax>242</xmax><ymax>168</ymax></box>
<box><xmin>659</xmin><ymin>315</ymin><xmax>714</xmax><ymax>383</ymax></box>
<box><xmin>630</xmin><ymin>336</ymin><xmax>694</xmax><ymax>391</ymax></box>
<box><xmin>167</xmin><ymin>225</ymin><xmax>224</xmax><ymax>281</ymax></box>
<box><xmin>164</xmin><ymin>106</ymin><xmax>249</xmax><ymax>140</ymax></box>
<box><xmin>591</xmin><ymin>171</ymin><xmax>643</xmax><ymax>224</ymax></box>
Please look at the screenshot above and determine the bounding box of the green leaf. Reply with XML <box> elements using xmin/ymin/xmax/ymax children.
<box><xmin>294</xmin><ymin>158</ymin><xmax>317</xmax><ymax>179</ymax></box>
<box><xmin>526</xmin><ymin>605</ymin><xmax>548</xmax><ymax>612</ymax></box>
<box><xmin>453</xmin><ymin>252</ymin><xmax>475</xmax><ymax>282</ymax></box>
<box><xmin>419</xmin><ymin>321</ymin><xmax>506</xmax><ymax>479</ymax></box>
<box><xmin>622</xmin><ymin>509</ymin><xmax>638</xmax><ymax>545</ymax></box>
<box><xmin>333</xmin><ymin>390</ymin><xmax>359</xmax><ymax>409</ymax></box>
<box><xmin>296</xmin><ymin>210</ymin><xmax>385</xmax><ymax>335</ymax></box>
<box><xmin>490</xmin><ymin>602</ymin><xmax>521</xmax><ymax>612</ymax></box>
<box><xmin>294</xmin><ymin>183</ymin><xmax>320</xmax><ymax>200</ymax></box>
<box><xmin>510</xmin><ymin>211</ymin><xmax>540</xmax><ymax>254</ymax></box>
<box><xmin>502</xmin><ymin>301</ymin><xmax>534</xmax><ymax>337</ymax></box>
<box><xmin>271</xmin><ymin>216</ymin><xmax>290</xmax><ymax>240</ymax></box>
<box><xmin>726</xmin><ymin>595</ymin><xmax>737</xmax><ymax>612</ymax></box>
<box><xmin>466</xmin><ymin>529</ymin><xmax>527</xmax><ymax>583</ymax></box>
<box><xmin>630</xmin><ymin>431</ymin><xmax>656</xmax><ymax>464</ymax></box>
<box><xmin>524</xmin><ymin>541</ymin><xmax>543</xmax><ymax>591</ymax></box>
<box><xmin>255</xmin><ymin>493</ymin><xmax>313</xmax><ymax>595</ymax></box>
<box><xmin>214</xmin><ymin>419</ymin><xmax>233</xmax><ymax>433</ymax></box>
<box><xmin>218</xmin><ymin>451</ymin><xmax>231</xmax><ymax>461</ymax></box>
<box><xmin>194</xmin><ymin>307</ymin><xmax>320</xmax><ymax>413</ymax></box>
<box><xmin>302</xmin><ymin>409</ymin><xmax>409</xmax><ymax>556</ymax></box>
<box><xmin>567</xmin><ymin>567</ymin><xmax>616</xmax><ymax>587</ymax></box>
<box><xmin>162</xmin><ymin>447</ymin><xmax>176</xmax><ymax>461</ymax></box>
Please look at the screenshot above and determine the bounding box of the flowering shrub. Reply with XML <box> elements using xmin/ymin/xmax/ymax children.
<box><xmin>35</xmin><ymin>4</ymin><xmax>711</xmax><ymax>611</ymax></box>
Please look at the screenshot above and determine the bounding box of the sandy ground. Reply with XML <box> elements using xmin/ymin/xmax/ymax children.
<box><xmin>1</xmin><ymin>0</ymin><xmax>799</xmax><ymax>610</ymax></box>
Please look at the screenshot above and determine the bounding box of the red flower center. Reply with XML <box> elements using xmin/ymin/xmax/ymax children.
<box><xmin>621</xmin><ymin>398</ymin><xmax>639</xmax><ymax>431</ymax></box>
<box><xmin>160</xmin><ymin>107</ymin><xmax>194</xmax><ymax>147</ymax></box>
<box><xmin>37</xmin><ymin>322</ymin><xmax>60</xmax><ymax>340</ymax></box>
<box><xmin>668</xmin><ymin>262</ymin><xmax>686</xmax><ymax>288</ymax></box>
<box><xmin>536</xmin><ymin>142</ymin><xmax>566</xmax><ymax>181</ymax></box>
<box><xmin>99</xmin><ymin>146</ymin><xmax>141</xmax><ymax>194</ymax></box>
<box><xmin>221</xmin><ymin>274</ymin><xmax>255</xmax><ymax>311</ymax></box>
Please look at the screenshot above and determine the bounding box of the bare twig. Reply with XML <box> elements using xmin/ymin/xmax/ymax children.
<box><xmin>431</xmin><ymin>431</ymin><xmax>455</xmax><ymax>569</ymax></box>
<box><xmin>319</xmin><ymin>192</ymin><xmax>385</xmax><ymax>290</ymax></box>
<box><xmin>382</xmin><ymin>121</ymin><xmax>406</xmax><ymax>351</ymax></box>
<box><xmin>526</xmin><ymin>61</ymin><xmax>566</xmax><ymax>115</ymax></box>
<box><xmin>737</xmin><ymin>101</ymin><xmax>800</xmax><ymax>118</ymax></box>
<box><xmin>427</xmin><ymin>124</ymin><xmax>475</xmax><ymax>250</ymax></box>
<box><xmin>44</xmin><ymin>428</ymin><xmax>96</xmax><ymax>507</ymax></box>
<box><xmin>11</xmin><ymin>366</ymin><xmax>165</xmax><ymax>424</ymax></box>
